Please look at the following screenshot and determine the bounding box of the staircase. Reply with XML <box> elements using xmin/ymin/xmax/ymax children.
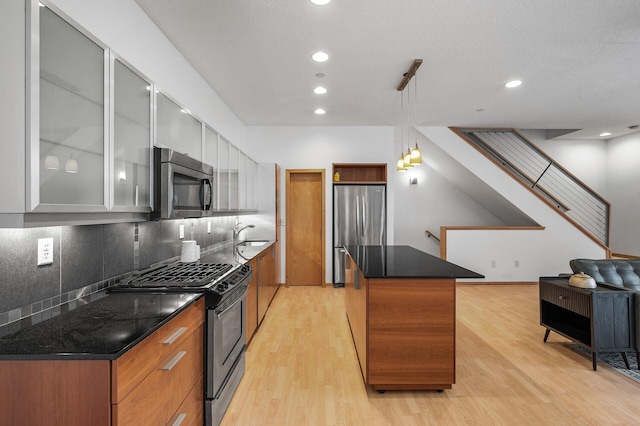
<box><xmin>450</xmin><ymin>128</ymin><xmax>610</xmax><ymax>247</ymax></box>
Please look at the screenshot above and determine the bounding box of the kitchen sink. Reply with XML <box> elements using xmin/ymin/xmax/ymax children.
<box><xmin>236</xmin><ymin>240</ymin><xmax>269</xmax><ymax>247</ymax></box>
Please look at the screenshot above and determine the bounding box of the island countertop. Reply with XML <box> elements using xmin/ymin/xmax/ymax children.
<box><xmin>344</xmin><ymin>245</ymin><xmax>483</xmax><ymax>279</ymax></box>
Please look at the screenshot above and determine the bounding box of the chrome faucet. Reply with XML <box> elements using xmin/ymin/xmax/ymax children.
<box><xmin>233</xmin><ymin>223</ymin><xmax>255</xmax><ymax>243</ymax></box>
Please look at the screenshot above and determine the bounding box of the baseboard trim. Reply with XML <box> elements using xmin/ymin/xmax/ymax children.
<box><xmin>457</xmin><ymin>281</ymin><xmax>538</xmax><ymax>286</ymax></box>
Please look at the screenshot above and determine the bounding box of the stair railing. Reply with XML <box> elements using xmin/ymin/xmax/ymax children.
<box><xmin>452</xmin><ymin>128</ymin><xmax>610</xmax><ymax>246</ymax></box>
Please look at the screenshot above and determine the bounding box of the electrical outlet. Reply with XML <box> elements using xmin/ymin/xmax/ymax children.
<box><xmin>514</xmin><ymin>260</ymin><xmax>520</xmax><ymax>267</ymax></box>
<box><xmin>491</xmin><ymin>260</ymin><xmax>496</xmax><ymax>268</ymax></box>
<box><xmin>207</xmin><ymin>222</ymin><xmax>211</xmax><ymax>234</ymax></box>
<box><xmin>37</xmin><ymin>238</ymin><xmax>54</xmax><ymax>266</ymax></box>
<box><xmin>179</xmin><ymin>225</ymin><xmax>185</xmax><ymax>239</ymax></box>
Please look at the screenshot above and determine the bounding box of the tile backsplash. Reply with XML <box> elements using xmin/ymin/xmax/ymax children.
<box><xmin>0</xmin><ymin>215</ymin><xmax>238</xmax><ymax>329</ymax></box>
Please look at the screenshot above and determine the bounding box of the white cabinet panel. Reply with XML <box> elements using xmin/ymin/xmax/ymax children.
<box><xmin>112</xmin><ymin>58</ymin><xmax>152</xmax><ymax>211</ymax></box>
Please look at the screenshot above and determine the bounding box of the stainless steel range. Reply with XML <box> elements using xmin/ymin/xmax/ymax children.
<box><xmin>112</xmin><ymin>262</ymin><xmax>250</xmax><ymax>426</ymax></box>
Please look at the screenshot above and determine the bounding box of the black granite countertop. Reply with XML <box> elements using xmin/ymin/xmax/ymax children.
<box><xmin>0</xmin><ymin>292</ymin><xmax>200</xmax><ymax>360</ymax></box>
<box><xmin>345</xmin><ymin>245</ymin><xmax>484</xmax><ymax>279</ymax></box>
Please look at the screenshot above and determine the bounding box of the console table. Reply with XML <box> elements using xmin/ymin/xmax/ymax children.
<box><xmin>539</xmin><ymin>277</ymin><xmax>635</xmax><ymax>371</ymax></box>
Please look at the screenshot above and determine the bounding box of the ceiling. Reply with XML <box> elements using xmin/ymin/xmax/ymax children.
<box><xmin>135</xmin><ymin>0</ymin><xmax>640</xmax><ymax>139</ymax></box>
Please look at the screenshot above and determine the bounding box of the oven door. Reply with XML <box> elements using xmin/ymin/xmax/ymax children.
<box><xmin>207</xmin><ymin>286</ymin><xmax>248</xmax><ymax>399</ymax></box>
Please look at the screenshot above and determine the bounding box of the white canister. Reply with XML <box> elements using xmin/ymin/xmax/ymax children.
<box><xmin>181</xmin><ymin>240</ymin><xmax>198</xmax><ymax>262</ymax></box>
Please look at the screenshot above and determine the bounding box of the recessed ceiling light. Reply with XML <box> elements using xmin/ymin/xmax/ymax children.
<box><xmin>316</xmin><ymin>73</ymin><xmax>325</xmax><ymax>78</ymax></box>
<box><xmin>505</xmin><ymin>80</ymin><xmax>522</xmax><ymax>88</ymax></box>
<box><xmin>314</xmin><ymin>86</ymin><xmax>327</xmax><ymax>95</ymax></box>
<box><xmin>310</xmin><ymin>0</ymin><xmax>332</xmax><ymax>4</ymax></box>
<box><xmin>315</xmin><ymin>108</ymin><xmax>326</xmax><ymax>115</ymax></box>
<box><xmin>600</xmin><ymin>132</ymin><xmax>612</xmax><ymax>137</ymax></box>
<box><xmin>312</xmin><ymin>51</ymin><xmax>329</xmax><ymax>62</ymax></box>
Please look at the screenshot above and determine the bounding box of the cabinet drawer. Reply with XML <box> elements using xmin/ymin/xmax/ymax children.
<box><xmin>168</xmin><ymin>377</ymin><xmax>204</xmax><ymax>426</ymax></box>
<box><xmin>112</xmin><ymin>298</ymin><xmax>204</xmax><ymax>402</ymax></box>
<box><xmin>540</xmin><ymin>282</ymin><xmax>591</xmax><ymax>317</ymax></box>
<box><xmin>113</xmin><ymin>323</ymin><xmax>204</xmax><ymax>426</ymax></box>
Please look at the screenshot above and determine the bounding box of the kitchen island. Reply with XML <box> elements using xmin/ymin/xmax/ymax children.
<box><xmin>344</xmin><ymin>245</ymin><xmax>483</xmax><ymax>392</ymax></box>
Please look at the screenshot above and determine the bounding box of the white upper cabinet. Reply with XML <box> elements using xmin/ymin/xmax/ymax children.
<box><xmin>34</xmin><ymin>4</ymin><xmax>108</xmax><ymax>212</ymax></box>
<box><xmin>204</xmin><ymin>126</ymin><xmax>219</xmax><ymax>210</ymax></box>
<box><xmin>0</xmin><ymin>1</ymin><xmax>257</xmax><ymax>226</ymax></box>
<box><xmin>156</xmin><ymin>92</ymin><xmax>202</xmax><ymax>161</ymax></box>
<box><xmin>218</xmin><ymin>138</ymin><xmax>230</xmax><ymax>211</ymax></box>
<box><xmin>112</xmin><ymin>57</ymin><xmax>152</xmax><ymax>211</ymax></box>
<box><xmin>229</xmin><ymin>144</ymin><xmax>239</xmax><ymax>210</ymax></box>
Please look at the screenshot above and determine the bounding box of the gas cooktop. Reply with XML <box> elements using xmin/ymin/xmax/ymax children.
<box><xmin>118</xmin><ymin>263</ymin><xmax>234</xmax><ymax>290</ymax></box>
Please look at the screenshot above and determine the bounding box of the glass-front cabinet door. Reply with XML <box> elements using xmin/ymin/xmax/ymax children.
<box><xmin>112</xmin><ymin>57</ymin><xmax>152</xmax><ymax>211</ymax></box>
<box><xmin>218</xmin><ymin>138</ymin><xmax>230</xmax><ymax>211</ymax></box>
<box><xmin>35</xmin><ymin>4</ymin><xmax>108</xmax><ymax>211</ymax></box>
<box><xmin>156</xmin><ymin>92</ymin><xmax>202</xmax><ymax>161</ymax></box>
<box><xmin>238</xmin><ymin>152</ymin><xmax>247</xmax><ymax>210</ymax></box>
<box><xmin>204</xmin><ymin>126</ymin><xmax>219</xmax><ymax>210</ymax></box>
<box><xmin>229</xmin><ymin>145</ymin><xmax>239</xmax><ymax>210</ymax></box>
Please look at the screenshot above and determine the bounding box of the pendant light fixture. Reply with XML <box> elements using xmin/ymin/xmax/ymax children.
<box><xmin>44</xmin><ymin>153</ymin><xmax>60</xmax><ymax>170</ymax></box>
<box><xmin>396</xmin><ymin>59</ymin><xmax>423</xmax><ymax>172</ymax></box>
<box><xmin>65</xmin><ymin>155</ymin><xmax>79</xmax><ymax>174</ymax></box>
<box><xmin>396</xmin><ymin>88</ymin><xmax>407</xmax><ymax>172</ymax></box>
<box><xmin>409</xmin><ymin>74</ymin><xmax>422</xmax><ymax>166</ymax></box>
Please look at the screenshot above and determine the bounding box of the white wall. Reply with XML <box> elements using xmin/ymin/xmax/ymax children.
<box><xmin>246</xmin><ymin>126</ymin><xmax>395</xmax><ymax>284</ymax></box>
<box><xmin>607</xmin><ymin>133</ymin><xmax>640</xmax><ymax>255</ymax></box>
<box><xmin>49</xmin><ymin>0</ymin><xmax>246</xmax><ymax>149</ymax></box>
<box><xmin>393</xmin><ymin>131</ymin><xmax>511</xmax><ymax>257</ymax></box>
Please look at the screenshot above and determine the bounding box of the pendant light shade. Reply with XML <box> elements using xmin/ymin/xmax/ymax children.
<box><xmin>410</xmin><ymin>143</ymin><xmax>422</xmax><ymax>165</ymax></box>
<box><xmin>403</xmin><ymin>147</ymin><xmax>413</xmax><ymax>169</ymax></box>
<box><xmin>44</xmin><ymin>154</ymin><xmax>60</xmax><ymax>170</ymax></box>
<box><xmin>396</xmin><ymin>153</ymin><xmax>406</xmax><ymax>172</ymax></box>
<box><xmin>65</xmin><ymin>156</ymin><xmax>79</xmax><ymax>174</ymax></box>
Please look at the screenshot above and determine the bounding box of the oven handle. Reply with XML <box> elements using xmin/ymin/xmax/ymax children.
<box><xmin>215</xmin><ymin>286</ymin><xmax>249</xmax><ymax>320</ymax></box>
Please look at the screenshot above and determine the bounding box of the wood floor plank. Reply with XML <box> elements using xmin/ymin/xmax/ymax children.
<box><xmin>222</xmin><ymin>285</ymin><xmax>640</xmax><ymax>425</ymax></box>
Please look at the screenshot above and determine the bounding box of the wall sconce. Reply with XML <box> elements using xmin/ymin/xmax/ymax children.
<box><xmin>409</xmin><ymin>177</ymin><xmax>418</xmax><ymax>185</ymax></box>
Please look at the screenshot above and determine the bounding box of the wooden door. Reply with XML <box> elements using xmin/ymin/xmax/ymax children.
<box><xmin>286</xmin><ymin>170</ymin><xmax>325</xmax><ymax>285</ymax></box>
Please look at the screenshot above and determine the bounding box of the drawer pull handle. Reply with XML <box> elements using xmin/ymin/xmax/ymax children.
<box><xmin>171</xmin><ymin>413</ymin><xmax>187</xmax><ymax>426</ymax></box>
<box><xmin>559</xmin><ymin>296</ymin><xmax>566</xmax><ymax>300</ymax></box>
<box><xmin>162</xmin><ymin>327</ymin><xmax>188</xmax><ymax>345</ymax></box>
<box><xmin>162</xmin><ymin>351</ymin><xmax>187</xmax><ymax>371</ymax></box>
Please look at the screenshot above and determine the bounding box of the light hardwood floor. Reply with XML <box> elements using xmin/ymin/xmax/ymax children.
<box><xmin>222</xmin><ymin>285</ymin><xmax>640</xmax><ymax>425</ymax></box>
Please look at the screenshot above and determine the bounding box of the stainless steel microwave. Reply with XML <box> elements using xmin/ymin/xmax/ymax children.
<box><xmin>152</xmin><ymin>148</ymin><xmax>214</xmax><ymax>220</ymax></box>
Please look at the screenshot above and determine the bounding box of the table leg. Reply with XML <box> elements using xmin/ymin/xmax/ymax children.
<box><xmin>592</xmin><ymin>352</ymin><xmax>597</xmax><ymax>371</ymax></box>
<box><xmin>543</xmin><ymin>328</ymin><xmax>550</xmax><ymax>342</ymax></box>
<box><xmin>621</xmin><ymin>352</ymin><xmax>630</xmax><ymax>369</ymax></box>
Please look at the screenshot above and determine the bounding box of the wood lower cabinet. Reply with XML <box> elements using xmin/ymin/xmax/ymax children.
<box><xmin>246</xmin><ymin>257</ymin><xmax>258</xmax><ymax>343</ymax></box>
<box><xmin>257</xmin><ymin>244</ymin><xmax>278</xmax><ymax>325</ymax></box>
<box><xmin>0</xmin><ymin>298</ymin><xmax>205</xmax><ymax>426</ymax></box>
<box><xmin>345</xmin><ymin>253</ymin><xmax>455</xmax><ymax>391</ymax></box>
<box><xmin>111</xmin><ymin>298</ymin><xmax>204</xmax><ymax>425</ymax></box>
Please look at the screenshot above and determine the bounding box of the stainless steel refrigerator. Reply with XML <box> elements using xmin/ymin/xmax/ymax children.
<box><xmin>333</xmin><ymin>184</ymin><xmax>386</xmax><ymax>286</ymax></box>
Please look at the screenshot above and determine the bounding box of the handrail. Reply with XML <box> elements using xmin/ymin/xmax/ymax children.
<box><xmin>468</xmin><ymin>132</ymin><xmax>571</xmax><ymax>212</ymax></box>
<box><xmin>425</xmin><ymin>230</ymin><xmax>440</xmax><ymax>242</ymax></box>
<box><xmin>451</xmin><ymin>127</ymin><xmax>610</xmax><ymax>246</ymax></box>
